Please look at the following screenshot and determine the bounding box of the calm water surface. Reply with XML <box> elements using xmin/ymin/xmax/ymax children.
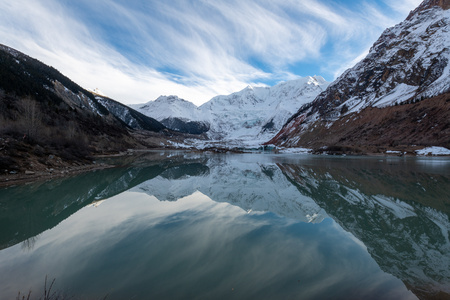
<box><xmin>0</xmin><ymin>152</ymin><xmax>449</xmax><ymax>299</ymax></box>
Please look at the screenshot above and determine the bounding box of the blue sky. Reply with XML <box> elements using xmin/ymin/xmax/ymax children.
<box><xmin>0</xmin><ymin>0</ymin><xmax>421</xmax><ymax>105</ymax></box>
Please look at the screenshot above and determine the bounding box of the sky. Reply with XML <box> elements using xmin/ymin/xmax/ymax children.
<box><xmin>0</xmin><ymin>0</ymin><xmax>422</xmax><ymax>106</ymax></box>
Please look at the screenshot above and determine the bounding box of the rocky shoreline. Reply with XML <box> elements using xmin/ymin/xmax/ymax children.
<box><xmin>0</xmin><ymin>162</ymin><xmax>115</xmax><ymax>188</ymax></box>
<box><xmin>1</xmin><ymin>146</ymin><xmax>449</xmax><ymax>188</ymax></box>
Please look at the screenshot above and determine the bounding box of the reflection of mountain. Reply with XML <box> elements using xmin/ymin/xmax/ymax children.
<box><xmin>2</xmin><ymin>152</ymin><xmax>449</xmax><ymax>299</ymax></box>
<box><xmin>278</xmin><ymin>158</ymin><xmax>450</xmax><ymax>300</ymax></box>
<box><xmin>0</xmin><ymin>152</ymin><xmax>207</xmax><ymax>249</ymax></box>
<box><xmin>132</xmin><ymin>155</ymin><xmax>326</xmax><ymax>223</ymax></box>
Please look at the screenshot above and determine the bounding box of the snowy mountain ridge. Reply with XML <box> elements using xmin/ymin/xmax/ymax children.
<box><xmin>131</xmin><ymin>95</ymin><xmax>203</xmax><ymax>122</ymax></box>
<box><xmin>132</xmin><ymin>76</ymin><xmax>329</xmax><ymax>146</ymax></box>
<box><xmin>347</xmin><ymin>4</ymin><xmax>450</xmax><ymax>111</ymax></box>
<box><xmin>268</xmin><ymin>0</ymin><xmax>450</xmax><ymax>151</ymax></box>
<box><xmin>309</xmin><ymin>2</ymin><xmax>450</xmax><ymax>119</ymax></box>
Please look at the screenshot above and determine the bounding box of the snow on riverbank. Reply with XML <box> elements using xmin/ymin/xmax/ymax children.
<box><xmin>416</xmin><ymin>147</ymin><xmax>450</xmax><ymax>156</ymax></box>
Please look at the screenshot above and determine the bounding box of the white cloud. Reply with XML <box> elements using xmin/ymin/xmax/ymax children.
<box><xmin>383</xmin><ymin>0</ymin><xmax>423</xmax><ymax>15</ymax></box>
<box><xmin>316</xmin><ymin>0</ymin><xmax>423</xmax><ymax>81</ymax></box>
<box><xmin>0</xmin><ymin>0</ymin><xmax>424</xmax><ymax>105</ymax></box>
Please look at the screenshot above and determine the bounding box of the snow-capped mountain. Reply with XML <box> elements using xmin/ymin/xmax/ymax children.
<box><xmin>268</xmin><ymin>0</ymin><xmax>450</xmax><ymax>152</ymax></box>
<box><xmin>131</xmin><ymin>96</ymin><xmax>209</xmax><ymax>134</ymax></box>
<box><xmin>132</xmin><ymin>76</ymin><xmax>329</xmax><ymax>145</ymax></box>
<box><xmin>201</xmin><ymin>76</ymin><xmax>329</xmax><ymax>145</ymax></box>
<box><xmin>324</xmin><ymin>0</ymin><xmax>450</xmax><ymax>113</ymax></box>
<box><xmin>0</xmin><ymin>43</ymin><xmax>174</xmax><ymax>173</ymax></box>
<box><xmin>132</xmin><ymin>95</ymin><xmax>203</xmax><ymax>121</ymax></box>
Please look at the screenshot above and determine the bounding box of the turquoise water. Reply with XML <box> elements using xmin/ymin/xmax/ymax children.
<box><xmin>1</xmin><ymin>152</ymin><xmax>449</xmax><ymax>299</ymax></box>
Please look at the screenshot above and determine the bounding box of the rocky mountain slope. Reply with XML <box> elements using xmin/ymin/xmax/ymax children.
<box><xmin>267</xmin><ymin>0</ymin><xmax>450</xmax><ymax>153</ymax></box>
<box><xmin>94</xmin><ymin>95</ymin><xmax>165</xmax><ymax>132</ymax></box>
<box><xmin>0</xmin><ymin>44</ymin><xmax>165</xmax><ymax>133</ymax></box>
<box><xmin>0</xmin><ymin>44</ymin><xmax>170</xmax><ymax>174</ymax></box>
<box><xmin>132</xmin><ymin>76</ymin><xmax>329</xmax><ymax>146</ymax></box>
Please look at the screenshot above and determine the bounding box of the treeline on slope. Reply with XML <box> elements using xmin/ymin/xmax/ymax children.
<box><xmin>0</xmin><ymin>91</ymin><xmax>134</xmax><ymax>172</ymax></box>
<box><xmin>0</xmin><ymin>44</ymin><xmax>108</xmax><ymax>114</ymax></box>
<box><xmin>0</xmin><ymin>46</ymin><xmax>139</xmax><ymax>172</ymax></box>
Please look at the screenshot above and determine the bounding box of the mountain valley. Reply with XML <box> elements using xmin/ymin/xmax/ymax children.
<box><xmin>1</xmin><ymin>0</ymin><xmax>450</xmax><ymax>185</ymax></box>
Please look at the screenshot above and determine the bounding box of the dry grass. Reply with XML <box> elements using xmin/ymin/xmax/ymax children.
<box><xmin>16</xmin><ymin>276</ymin><xmax>109</xmax><ymax>300</ymax></box>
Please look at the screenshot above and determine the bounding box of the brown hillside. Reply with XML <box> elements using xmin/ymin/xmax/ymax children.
<box><xmin>268</xmin><ymin>93</ymin><xmax>450</xmax><ymax>154</ymax></box>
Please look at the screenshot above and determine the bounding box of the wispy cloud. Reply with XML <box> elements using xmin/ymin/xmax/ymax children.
<box><xmin>0</xmin><ymin>0</ymin><xmax>422</xmax><ymax>105</ymax></box>
<box><xmin>383</xmin><ymin>0</ymin><xmax>423</xmax><ymax>15</ymax></box>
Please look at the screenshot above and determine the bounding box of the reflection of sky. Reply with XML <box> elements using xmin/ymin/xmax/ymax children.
<box><xmin>0</xmin><ymin>191</ymin><xmax>416</xmax><ymax>299</ymax></box>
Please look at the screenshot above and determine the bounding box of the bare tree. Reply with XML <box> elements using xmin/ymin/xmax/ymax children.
<box><xmin>21</xmin><ymin>96</ymin><xmax>42</xmax><ymax>139</ymax></box>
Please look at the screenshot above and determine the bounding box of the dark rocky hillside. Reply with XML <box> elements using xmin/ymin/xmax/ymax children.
<box><xmin>160</xmin><ymin>117</ymin><xmax>209</xmax><ymax>135</ymax></box>
<box><xmin>0</xmin><ymin>44</ymin><xmax>170</xmax><ymax>177</ymax></box>
<box><xmin>94</xmin><ymin>94</ymin><xmax>166</xmax><ymax>132</ymax></box>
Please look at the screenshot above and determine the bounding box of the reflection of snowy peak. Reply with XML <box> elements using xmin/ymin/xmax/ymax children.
<box><xmin>132</xmin><ymin>155</ymin><xmax>326</xmax><ymax>223</ymax></box>
<box><xmin>200</xmin><ymin>157</ymin><xmax>326</xmax><ymax>223</ymax></box>
<box><xmin>279</xmin><ymin>162</ymin><xmax>450</xmax><ymax>299</ymax></box>
<box><xmin>132</xmin><ymin>76</ymin><xmax>329</xmax><ymax>144</ymax></box>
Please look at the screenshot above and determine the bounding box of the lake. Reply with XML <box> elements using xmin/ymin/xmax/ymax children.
<box><xmin>0</xmin><ymin>151</ymin><xmax>449</xmax><ymax>299</ymax></box>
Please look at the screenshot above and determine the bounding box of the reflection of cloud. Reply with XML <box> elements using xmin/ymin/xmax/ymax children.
<box><xmin>383</xmin><ymin>0</ymin><xmax>423</xmax><ymax>15</ymax></box>
<box><xmin>0</xmin><ymin>0</ymin><xmax>421</xmax><ymax>105</ymax></box>
<box><xmin>0</xmin><ymin>191</ymin><xmax>414</xmax><ymax>299</ymax></box>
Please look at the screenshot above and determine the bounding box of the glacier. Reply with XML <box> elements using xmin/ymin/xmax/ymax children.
<box><xmin>132</xmin><ymin>76</ymin><xmax>329</xmax><ymax>147</ymax></box>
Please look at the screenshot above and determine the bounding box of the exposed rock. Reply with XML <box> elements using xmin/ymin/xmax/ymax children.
<box><xmin>268</xmin><ymin>93</ymin><xmax>450</xmax><ymax>151</ymax></box>
<box><xmin>160</xmin><ymin>117</ymin><xmax>209</xmax><ymax>135</ymax></box>
<box><xmin>268</xmin><ymin>0</ymin><xmax>450</xmax><ymax>151</ymax></box>
<box><xmin>407</xmin><ymin>0</ymin><xmax>450</xmax><ymax>20</ymax></box>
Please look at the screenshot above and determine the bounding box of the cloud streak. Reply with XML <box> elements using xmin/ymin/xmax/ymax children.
<box><xmin>0</xmin><ymin>0</ymin><xmax>422</xmax><ymax>105</ymax></box>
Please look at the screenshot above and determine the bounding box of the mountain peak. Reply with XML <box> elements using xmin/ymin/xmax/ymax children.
<box><xmin>154</xmin><ymin>95</ymin><xmax>194</xmax><ymax>105</ymax></box>
<box><xmin>407</xmin><ymin>0</ymin><xmax>450</xmax><ymax>20</ymax></box>
<box><xmin>268</xmin><ymin>0</ymin><xmax>450</xmax><ymax>151</ymax></box>
<box><xmin>422</xmin><ymin>0</ymin><xmax>450</xmax><ymax>9</ymax></box>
